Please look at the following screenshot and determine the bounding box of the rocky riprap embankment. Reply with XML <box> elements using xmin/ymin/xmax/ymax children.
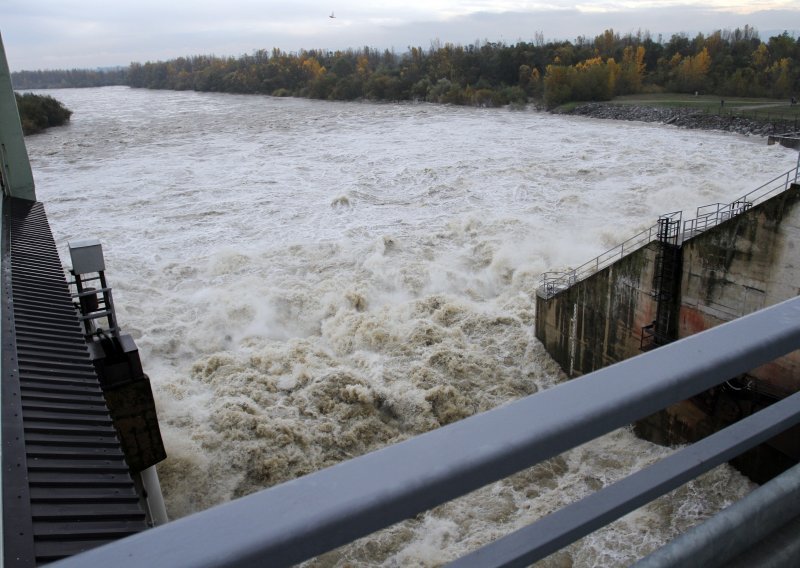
<box><xmin>568</xmin><ymin>102</ymin><xmax>784</xmax><ymax>137</ymax></box>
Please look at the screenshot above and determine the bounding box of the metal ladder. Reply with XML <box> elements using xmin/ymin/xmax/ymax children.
<box><xmin>642</xmin><ymin>212</ymin><xmax>682</xmax><ymax>350</ymax></box>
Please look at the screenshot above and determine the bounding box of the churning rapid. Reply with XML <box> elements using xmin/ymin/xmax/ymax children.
<box><xmin>26</xmin><ymin>87</ymin><xmax>798</xmax><ymax>565</ymax></box>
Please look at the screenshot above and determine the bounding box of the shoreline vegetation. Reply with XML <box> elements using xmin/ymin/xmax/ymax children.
<box><xmin>11</xmin><ymin>26</ymin><xmax>799</xmax><ymax>136</ymax></box>
<box><xmin>15</xmin><ymin>92</ymin><xmax>72</xmax><ymax>135</ymax></box>
<box><xmin>563</xmin><ymin>95</ymin><xmax>800</xmax><ymax>137</ymax></box>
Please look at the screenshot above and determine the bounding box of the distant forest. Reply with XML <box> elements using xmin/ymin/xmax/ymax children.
<box><xmin>13</xmin><ymin>67</ymin><xmax>127</xmax><ymax>89</ymax></box>
<box><xmin>11</xmin><ymin>27</ymin><xmax>800</xmax><ymax>108</ymax></box>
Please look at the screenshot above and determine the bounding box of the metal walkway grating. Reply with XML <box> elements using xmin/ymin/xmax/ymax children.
<box><xmin>2</xmin><ymin>197</ymin><xmax>147</xmax><ymax>566</ymax></box>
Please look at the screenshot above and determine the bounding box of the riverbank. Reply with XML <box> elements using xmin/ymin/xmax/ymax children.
<box><xmin>564</xmin><ymin>102</ymin><xmax>787</xmax><ymax>137</ymax></box>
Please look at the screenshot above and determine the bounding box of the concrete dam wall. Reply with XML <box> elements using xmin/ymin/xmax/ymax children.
<box><xmin>535</xmin><ymin>180</ymin><xmax>800</xmax><ymax>482</ymax></box>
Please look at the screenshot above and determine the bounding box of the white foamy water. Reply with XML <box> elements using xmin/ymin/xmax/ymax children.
<box><xmin>25</xmin><ymin>87</ymin><xmax>798</xmax><ymax>565</ymax></box>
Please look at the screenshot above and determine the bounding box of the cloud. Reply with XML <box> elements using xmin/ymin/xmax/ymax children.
<box><xmin>2</xmin><ymin>2</ymin><xmax>799</xmax><ymax>70</ymax></box>
<box><xmin>389</xmin><ymin>6</ymin><xmax>800</xmax><ymax>45</ymax></box>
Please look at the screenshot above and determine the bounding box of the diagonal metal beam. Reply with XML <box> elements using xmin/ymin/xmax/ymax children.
<box><xmin>450</xmin><ymin>390</ymin><xmax>800</xmax><ymax>567</ymax></box>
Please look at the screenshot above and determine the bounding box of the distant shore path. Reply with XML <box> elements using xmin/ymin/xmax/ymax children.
<box><xmin>565</xmin><ymin>102</ymin><xmax>791</xmax><ymax>138</ymax></box>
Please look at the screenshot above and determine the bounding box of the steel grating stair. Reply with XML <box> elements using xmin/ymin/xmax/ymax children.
<box><xmin>2</xmin><ymin>197</ymin><xmax>148</xmax><ymax>566</ymax></box>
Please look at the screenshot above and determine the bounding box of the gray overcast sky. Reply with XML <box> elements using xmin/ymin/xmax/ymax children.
<box><xmin>2</xmin><ymin>1</ymin><xmax>799</xmax><ymax>71</ymax></box>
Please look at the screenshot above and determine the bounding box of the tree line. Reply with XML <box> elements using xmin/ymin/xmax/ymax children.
<box><xmin>12</xmin><ymin>67</ymin><xmax>127</xmax><ymax>89</ymax></box>
<box><xmin>11</xmin><ymin>27</ymin><xmax>800</xmax><ymax>108</ymax></box>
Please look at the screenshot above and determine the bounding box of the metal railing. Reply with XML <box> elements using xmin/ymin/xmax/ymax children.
<box><xmin>50</xmin><ymin>296</ymin><xmax>800</xmax><ymax>568</ymax></box>
<box><xmin>634</xmin><ymin>459</ymin><xmax>800</xmax><ymax>567</ymax></box>
<box><xmin>683</xmin><ymin>167</ymin><xmax>799</xmax><ymax>241</ymax></box>
<box><xmin>684</xmin><ymin>199</ymin><xmax>751</xmax><ymax>238</ymax></box>
<box><xmin>539</xmin><ymin>166</ymin><xmax>799</xmax><ymax>299</ymax></box>
<box><xmin>538</xmin><ymin>211</ymin><xmax>681</xmax><ymax>299</ymax></box>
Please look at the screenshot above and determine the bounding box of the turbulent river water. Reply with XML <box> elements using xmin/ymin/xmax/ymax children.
<box><xmin>25</xmin><ymin>86</ymin><xmax>799</xmax><ymax>565</ymax></box>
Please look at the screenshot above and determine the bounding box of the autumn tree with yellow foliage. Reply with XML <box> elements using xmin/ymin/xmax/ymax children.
<box><xmin>617</xmin><ymin>46</ymin><xmax>646</xmax><ymax>94</ymax></box>
<box><xmin>669</xmin><ymin>47</ymin><xmax>712</xmax><ymax>92</ymax></box>
<box><xmin>542</xmin><ymin>39</ymin><xmax>647</xmax><ymax>107</ymax></box>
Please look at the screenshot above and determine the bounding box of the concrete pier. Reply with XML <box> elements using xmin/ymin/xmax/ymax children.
<box><xmin>768</xmin><ymin>133</ymin><xmax>800</xmax><ymax>150</ymax></box>
<box><xmin>536</xmin><ymin>180</ymin><xmax>800</xmax><ymax>481</ymax></box>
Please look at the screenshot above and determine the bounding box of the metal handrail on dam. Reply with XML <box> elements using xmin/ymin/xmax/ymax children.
<box><xmin>50</xmin><ymin>297</ymin><xmax>800</xmax><ymax>567</ymax></box>
<box><xmin>539</xmin><ymin>165</ymin><xmax>800</xmax><ymax>299</ymax></box>
<box><xmin>538</xmin><ymin>211</ymin><xmax>681</xmax><ymax>299</ymax></box>
<box><xmin>683</xmin><ymin>167</ymin><xmax>800</xmax><ymax>239</ymax></box>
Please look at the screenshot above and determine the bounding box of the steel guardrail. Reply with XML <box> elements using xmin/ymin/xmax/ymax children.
<box><xmin>49</xmin><ymin>296</ymin><xmax>800</xmax><ymax>568</ymax></box>
<box><xmin>453</xmin><ymin>390</ymin><xmax>800</xmax><ymax>567</ymax></box>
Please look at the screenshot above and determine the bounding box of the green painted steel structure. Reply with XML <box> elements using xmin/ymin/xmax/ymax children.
<box><xmin>0</xmin><ymin>31</ymin><xmax>35</xmax><ymax>201</ymax></box>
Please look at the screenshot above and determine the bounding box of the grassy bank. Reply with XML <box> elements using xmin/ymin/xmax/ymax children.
<box><xmin>611</xmin><ymin>93</ymin><xmax>800</xmax><ymax>123</ymax></box>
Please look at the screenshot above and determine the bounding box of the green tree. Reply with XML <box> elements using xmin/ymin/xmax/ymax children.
<box><xmin>543</xmin><ymin>64</ymin><xmax>575</xmax><ymax>107</ymax></box>
<box><xmin>15</xmin><ymin>93</ymin><xmax>72</xmax><ymax>135</ymax></box>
